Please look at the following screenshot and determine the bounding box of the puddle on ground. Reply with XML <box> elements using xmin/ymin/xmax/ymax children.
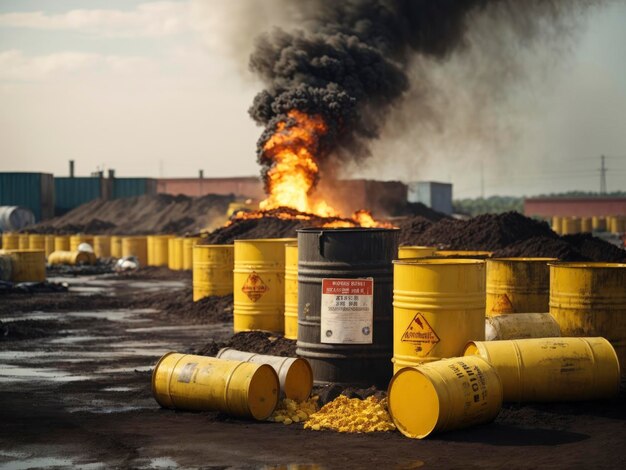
<box><xmin>141</xmin><ymin>457</ymin><xmax>179</xmax><ymax>469</ymax></box>
<box><xmin>67</xmin><ymin>404</ymin><xmax>149</xmax><ymax>414</ymax></box>
<box><xmin>0</xmin><ymin>457</ymin><xmax>74</xmax><ymax>470</ymax></box>
<box><xmin>125</xmin><ymin>325</ymin><xmax>207</xmax><ymax>333</ymax></box>
<box><xmin>0</xmin><ymin>312</ymin><xmax>60</xmax><ymax>323</ymax></box>
<box><xmin>50</xmin><ymin>335</ymin><xmax>118</xmax><ymax>344</ymax></box>
<box><xmin>0</xmin><ymin>349</ymin><xmax>165</xmax><ymax>361</ymax></box>
<box><xmin>66</xmin><ymin>309</ymin><xmax>156</xmax><ymax>322</ymax></box>
<box><xmin>102</xmin><ymin>386</ymin><xmax>136</xmax><ymax>392</ymax></box>
<box><xmin>0</xmin><ymin>364</ymin><xmax>90</xmax><ymax>383</ymax></box>
<box><xmin>97</xmin><ymin>365</ymin><xmax>153</xmax><ymax>374</ymax></box>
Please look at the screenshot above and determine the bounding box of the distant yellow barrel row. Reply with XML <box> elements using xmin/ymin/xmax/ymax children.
<box><xmin>552</xmin><ymin>215</ymin><xmax>624</xmax><ymax>234</ymax></box>
<box><xmin>0</xmin><ymin>249</ymin><xmax>46</xmax><ymax>282</ymax></box>
<box><xmin>147</xmin><ymin>235</ymin><xmax>172</xmax><ymax>267</ymax></box>
<box><xmin>122</xmin><ymin>236</ymin><xmax>148</xmax><ymax>266</ymax></box>
<box><xmin>69</xmin><ymin>234</ymin><xmax>94</xmax><ymax>252</ymax></box>
<box><xmin>55</xmin><ymin>236</ymin><xmax>70</xmax><ymax>252</ymax></box>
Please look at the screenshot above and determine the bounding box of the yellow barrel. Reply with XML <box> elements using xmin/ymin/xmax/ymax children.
<box><xmin>28</xmin><ymin>234</ymin><xmax>45</xmax><ymax>251</ymax></box>
<box><xmin>4</xmin><ymin>249</ymin><xmax>46</xmax><ymax>282</ymax></box>
<box><xmin>561</xmin><ymin>217</ymin><xmax>580</xmax><ymax>235</ymax></box>
<box><xmin>465</xmin><ymin>337</ymin><xmax>620</xmax><ymax>402</ymax></box>
<box><xmin>54</xmin><ymin>235</ymin><xmax>70</xmax><ymax>252</ymax></box>
<box><xmin>168</xmin><ymin>237</ymin><xmax>184</xmax><ymax>270</ymax></box>
<box><xmin>397</xmin><ymin>246</ymin><xmax>437</xmax><ymax>259</ymax></box>
<box><xmin>612</xmin><ymin>216</ymin><xmax>626</xmax><ymax>234</ymax></box>
<box><xmin>44</xmin><ymin>235</ymin><xmax>55</xmax><ymax>258</ymax></box>
<box><xmin>110</xmin><ymin>236</ymin><xmax>123</xmax><ymax>258</ymax></box>
<box><xmin>437</xmin><ymin>250</ymin><xmax>493</xmax><ymax>258</ymax></box>
<box><xmin>182</xmin><ymin>237</ymin><xmax>201</xmax><ymax>270</ymax></box>
<box><xmin>485</xmin><ymin>312</ymin><xmax>561</xmax><ymax>340</ymax></box>
<box><xmin>18</xmin><ymin>234</ymin><xmax>29</xmax><ymax>250</ymax></box>
<box><xmin>192</xmin><ymin>244</ymin><xmax>234</xmax><ymax>301</ymax></box>
<box><xmin>152</xmin><ymin>352</ymin><xmax>279</xmax><ymax>420</ymax></box>
<box><xmin>485</xmin><ymin>258</ymin><xmax>556</xmax><ymax>316</ymax></box>
<box><xmin>121</xmin><ymin>236</ymin><xmax>148</xmax><ymax>266</ymax></box>
<box><xmin>1</xmin><ymin>233</ymin><xmax>19</xmax><ymax>250</ymax></box>
<box><xmin>392</xmin><ymin>259</ymin><xmax>485</xmax><ymax>373</ymax></box>
<box><xmin>388</xmin><ymin>356</ymin><xmax>502</xmax><ymax>439</ymax></box>
<box><xmin>549</xmin><ymin>262</ymin><xmax>626</xmax><ymax>376</ymax></box>
<box><xmin>551</xmin><ymin>216</ymin><xmax>562</xmax><ymax>235</ymax></box>
<box><xmin>93</xmin><ymin>235</ymin><xmax>111</xmax><ymax>258</ymax></box>
<box><xmin>592</xmin><ymin>216</ymin><xmax>606</xmax><ymax>232</ymax></box>
<box><xmin>147</xmin><ymin>235</ymin><xmax>171</xmax><ymax>267</ymax></box>
<box><xmin>580</xmin><ymin>217</ymin><xmax>592</xmax><ymax>233</ymax></box>
<box><xmin>70</xmin><ymin>234</ymin><xmax>94</xmax><ymax>251</ymax></box>
<box><xmin>167</xmin><ymin>238</ymin><xmax>178</xmax><ymax>270</ymax></box>
<box><xmin>216</xmin><ymin>348</ymin><xmax>313</xmax><ymax>402</ymax></box>
<box><xmin>48</xmin><ymin>250</ymin><xmax>94</xmax><ymax>266</ymax></box>
<box><xmin>233</xmin><ymin>238</ymin><xmax>296</xmax><ymax>333</ymax></box>
<box><xmin>284</xmin><ymin>243</ymin><xmax>298</xmax><ymax>340</ymax></box>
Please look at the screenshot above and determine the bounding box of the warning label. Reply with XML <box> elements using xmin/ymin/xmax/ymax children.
<box><xmin>491</xmin><ymin>294</ymin><xmax>515</xmax><ymax>314</ymax></box>
<box><xmin>242</xmin><ymin>271</ymin><xmax>269</xmax><ymax>302</ymax></box>
<box><xmin>320</xmin><ymin>278</ymin><xmax>373</xmax><ymax>344</ymax></box>
<box><xmin>401</xmin><ymin>312</ymin><xmax>439</xmax><ymax>356</ymax></box>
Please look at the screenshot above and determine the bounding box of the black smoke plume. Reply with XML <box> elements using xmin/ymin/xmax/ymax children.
<box><xmin>248</xmin><ymin>0</ymin><xmax>596</xmax><ymax>188</ymax></box>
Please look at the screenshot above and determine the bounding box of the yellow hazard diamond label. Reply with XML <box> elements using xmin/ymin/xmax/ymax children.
<box><xmin>242</xmin><ymin>271</ymin><xmax>269</xmax><ymax>302</ymax></box>
<box><xmin>491</xmin><ymin>293</ymin><xmax>515</xmax><ymax>314</ymax></box>
<box><xmin>401</xmin><ymin>312</ymin><xmax>440</xmax><ymax>356</ymax></box>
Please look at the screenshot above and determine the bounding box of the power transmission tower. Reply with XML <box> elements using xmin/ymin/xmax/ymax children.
<box><xmin>600</xmin><ymin>155</ymin><xmax>607</xmax><ymax>194</ymax></box>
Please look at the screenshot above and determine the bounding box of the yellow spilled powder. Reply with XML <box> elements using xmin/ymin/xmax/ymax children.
<box><xmin>303</xmin><ymin>395</ymin><xmax>396</xmax><ymax>433</ymax></box>
<box><xmin>269</xmin><ymin>397</ymin><xmax>319</xmax><ymax>425</ymax></box>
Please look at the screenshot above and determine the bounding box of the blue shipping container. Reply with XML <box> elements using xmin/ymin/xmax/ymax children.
<box><xmin>0</xmin><ymin>172</ymin><xmax>54</xmax><ymax>221</ymax></box>
<box><xmin>112</xmin><ymin>178</ymin><xmax>157</xmax><ymax>199</ymax></box>
<box><xmin>54</xmin><ymin>177</ymin><xmax>103</xmax><ymax>216</ymax></box>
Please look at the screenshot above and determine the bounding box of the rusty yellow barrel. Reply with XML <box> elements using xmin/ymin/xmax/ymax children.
<box><xmin>54</xmin><ymin>235</ymin><xmax>70</xmax><ymax>252</ymax></box>
<box><xmin>551</xmin><ymin>216</ymin><xmax>562</xmax><ymax>235</ymax></box>
<box><xmin>122</xmin><ymin>236</ymin><xmax>148</xmax><ymax>266</ymax></box>
<box><xmin>48</xmin><ymin>250</ymin><xmax>95</xmax><ymax>266</ymax></box>
<box><xmin>388</xmin><ymin>356</ymin><xmax>502</xmax><ymax>439</ymax></box>
<box><xmin>1</xmin><ymin>233</ymin><xmax>19</xmax><ymax>250</ymax></box>
<box><xmin>485</xmin><ymin>312</ymin><xmax>561</xmax><ymax>341</ymax></box>
<box><xmin>549</xmin><ymin>262</ymin><xmax>626</xmax><ymax>376</ymax></box>
<box><xmin>28</xmin><ymin>234</ymin><xmax>45</xmax><ymax>251</ymax></box>
<box><xmin>397</xmin><ymin>246</ymin><xmax>437</xmax><ymax>259</ymax></box>
<box><xmin>192</xmin><ymin>244</ymin><xmax>234</xmax><ymax>301</ymax></box>
<box><xmin>4</xmin><ymin>249</ymin><xmax>46</xmax><ymax>282</ymax></box>
<box><xmin>152</xmin><ymin>352</ymin><xmax>279</xmax><ymax>420</ymax></box>
<box><xmin>465</xmin><ymin>337</ymin><xmax>620</xmax><ymax>402</ymax></box>
<box><xmin>110</xmin><ymin>236</ymin><xmax>123</xmax><ymax>258</ymax></box>
<box><xmin>561</xmin><ymin>217</ymin><xmax>580</xmax><ymax>235</ymax></box>
<box><xmin>93</xmin><ymin>235</ymin><xmax>111</xmax><ymax>258</ymax></box>
<box><xmin>485</xmin><ymin>258</ymin><xmax>556</xmax><ymax>316</ymax></box>
<box><xmin>217</xmin><ymin>348</ymin><xmax>312</xmax><ymax>402</ymax></box>
<box><xmin>392</xmin><ymin>259</ymin><xmax>486</xmax><ymax>373</ymax></box>
<box><xmin>18</xmin><ymin>234</ymin><xmax>29</xmax><ymax>250</ymax></box>
<box><xmin>70</xmin><ymin>234</ymin><xmax>94</xmax><ymax>251</ymax></box>
<box><xmin>182</xmin><ymin>237</ymin><xmax>201</xmax><ymax>270</ymax></box>
<box><xmin>437</xmin><ymin>250</ymin><xmax>492</xmax><ymax>258</ymax></box>
<box><xmin>147</xmin><ymin>235</ymin><xmax>171</xmax><ymax>267</ymax></box>
<box><xmin>580</xmin><ymin>217</ymin><xmax>592</xmax><ymax>233</ymax></box>
<box><xmin>44</xmin><ymin>235</ymin><xmax>55</xmax><ymax>258</ymax></box>
<box><xmin>233</xmin><ymin>238</ymin><xmax>296</xmax><ymax>333</ymax></box>
<box><xmin>592</xmin><ymin>216</ymin><xmax>606</xmax><ymax>232</ymax></box>
<box><xmin>284</xmin><ymin>243</ymin><xmax>298</xmax><ymax>340</ymax></box>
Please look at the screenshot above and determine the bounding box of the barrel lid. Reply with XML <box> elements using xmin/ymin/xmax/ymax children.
<box><xmin>488</xmin><ymin>257</ymin><xmax>558</xmax><ymax>262</ymax></box>
<box><xmin>394</xmin><ymin>258</ymin><xmax>485</xmax><ymax>266</ymax></box>
<box><xmin>248</xmin><ymin>364</ymin><xmax>280</xmax><ymax>420</ymax></box>
<box><xmin>234</xmin><ymin>238</ymin><xmax>297</xmax><ymax>243</ymax></box>
<box><xmin>548</xmin><ymin>262</ymin><xmax>626</xmax><ymax>269</ymax></box>
<box><xmin>387</xmin><ymin>367</ymin><xmax>440</xmax><ymax>439</ymax></box>
<box><xmin>284</xmin><ymin>358</ymin><xmax>313</xmax><ymax>402</ymax></box>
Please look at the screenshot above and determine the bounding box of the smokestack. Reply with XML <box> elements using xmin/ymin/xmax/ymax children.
<box><xmin>108</xmin><ymin>169</ymin><xmax>115</xmax><ymax>179</ymax></box>
<box><xmin>199</xmin><ymin>170</ymin><xmax>204</xmax><ymax>179</ymax></box>
<box><xmin>69</xmin><ymin>160</ymin><xmax>75</xmax><ymax>178</ymax></box>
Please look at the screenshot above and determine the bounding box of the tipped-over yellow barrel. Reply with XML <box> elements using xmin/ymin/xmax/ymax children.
<box><xmin>122</xmin><ymin>236</ymin><xmax>148</xmax><ymax>266</ymax></box>
<box><xmin>192</xmin><ymin>244</ymin><xmax>234</xmax><ymax>301</ymax></box>
<box><xmin>48</xmin><ymin>251</ymin><xmax>95</xmax><ymax>266</ymax></box>
<box><xmin>485</xmin><ymin>312</ymin><xmax>561</xmax><ymax>341</ymax></box>
<box><xmin>284</xmin><ymin>243</ymin><xmax>298</xmax><ymax>339</ymax></box>
<box><xmin>393</xmin><ymin>258</ymin><xmax>485</xmax><ymax>373</ymax></box>
<box><xmin>233</xmin><ymin>238</ymin><xmax>296</xmax><ymax>333</ymax></box>
<box><xmin>464</xmin><ymin>337</ymin><xmax>620</xmax><ymax>402</ymax></box>
<box><xmin>486</xmin><ymin>258</ymin><xmax>556</xmax><ymax>316</ymax></box>
<box><xmin>152</xmin><ymin>352</ymin><xmax>279</xmax><ymax>420</ymax></box>
<box><xmin>388</xmin><ymin>356</ymin><xmax>502</xmax><ymax>439</ymax></box>
<box><xmin>550</xmin><ymin>262</ymin><xmax>626</xmax><ymax>377</ymax></box>
<box><xmin>54</xmin><ymin>235</ymin><xmax>70</xmax><ymax>252</ymax></box>
<box><xmin>397</xmin><ymin>246</ymin><xmax>437</xmax><ymax>259</ymax></box>
<box><xmin>216</xmin><ymin>348</ymin><xmax>312</xmax><ymax>402</ymax></box>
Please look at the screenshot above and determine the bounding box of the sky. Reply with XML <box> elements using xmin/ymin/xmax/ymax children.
<box><xmin>0</xmin><ymin>0</ymin><xmax>625</xmax><ymax>198</ymax></box>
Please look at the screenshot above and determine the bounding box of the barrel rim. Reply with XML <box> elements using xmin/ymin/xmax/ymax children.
<box><xmin>436</xmin><ymin>250</ymin><xmax>493</xmax><ymax>255</ymax></box>
<box><xmin>394</xmin><ymin>258</ymin><xmax>485</xmax><ymax>266</ymax></box>
<box><xmin>398</xmin><ymin>245</ymin><xmax>437</xmax><ymax>249</ymax></box>
<box><xmin>549</xmin><ymin>261</ymin><xmax>626</xmax><ymax>269</ymax></box>
<box><xmin>234</xmin><ymin>238</ymin><xmax>297</xmax><ymax>243</ymax></box>
<box><xmin>488</xmin><ymin>257</ymin><xmax>558</xmax><ymax>262</ymax></box>
<box><xmin>151</xmin><ymin>351</ymin><xmax>178</xmax><ymax>406</ymax></box>
<box><xmin>194</xmin><ymin>243</ymin><xmax>234</xmax><ymax>248</ymax></box>
<box><xmin>297</xmin><ymin>227</ymin><xmax>399</xmax><ymax>234</ymax></box>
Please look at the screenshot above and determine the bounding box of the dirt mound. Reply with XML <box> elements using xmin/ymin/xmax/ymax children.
<box><xmin>141</xmin><ymin>289</ymin><xmax>233</xmax><ymax>324</ymax></box>
<box><xmin>561</xmin><ymin>233</ymin><xmax>626</xmax><ymax>263</ymax></box>
<box><xmin>396</xmin><ymin>202</ymin><xmax>449</xmax><ymax>221</ymax></box>
<box><xmin>29</xmin><ymin>193</ymin><xmax>234</xmax><ymax>235</ymax></box>
<box><xmin>492</xmin><ymin>236</ymin><xmax>585</xmax><ymax>261</ymax></box>
<box><xmin>195</xmin><ymin>331</ymin><xmax>297</xmax><ymax>358</ymax></box>
<box><xmin>396</xmin><ymin>216</ymin><xmax>434</xmax><ymax>245</ymax></box>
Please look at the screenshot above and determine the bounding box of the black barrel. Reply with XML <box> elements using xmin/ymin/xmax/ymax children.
<box><xmin>296</xmin><ymin>227</ymin><xmax>399</xmax><ymax>387</ymax></box>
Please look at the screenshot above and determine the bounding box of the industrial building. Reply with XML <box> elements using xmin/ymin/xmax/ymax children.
<box><xmin>524</xmin><ymin>197</ymin><xmax>626</xmax><ymax>218</ymax></box>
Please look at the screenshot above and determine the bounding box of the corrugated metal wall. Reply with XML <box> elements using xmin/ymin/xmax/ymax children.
<box><xmin>0</xmin><ymin>172</ymin><xmax>54</xmax><ymax>221</ymax></box>
<box><xmin>54</xmin><ymin>177</ymin><xmax>102</xmax><ymax>216</ymax></box>
<box><xmin>112</xmin><ymin>178</ymin><xmax>158</xmax><ymax>199</ymax></box>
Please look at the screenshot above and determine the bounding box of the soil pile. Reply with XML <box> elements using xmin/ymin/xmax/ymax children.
<box><xmin>562</xmin><ymin>233</ymin><xmax>626</xmax><ymax>262</ymax></box>
<box><xmin>142</xmin><ymin>289</ymin><xmax>233</xmax><ymax>324</ymax></box>
<box><xmin>195</xmin><ymin>331</ymin><xmax>297</xmax><ymax>358</ymax></box>
<box><xmin>396</xmin><ymin>216</ymin><xmax>434</xmax><ymax>245</ymax></box>
<box><xmin>492</xmin><ymin>237</ymin><xmax>584</xmax><ymax>261</ymax></box>
<box><xmin>29</xmin><ymin>194</ymin><xmax>234</xmax><ymax>235</ymax></box>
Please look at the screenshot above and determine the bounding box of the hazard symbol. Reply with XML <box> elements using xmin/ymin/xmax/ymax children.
<box><xmin>242</xmin><ymin>271</ymin><xmax>269</xmax><ymax>302</ymax></box>
<box><xmin>401</xmin><ymin>312</ymin><xmax>440</xmax><ymax>356</ymax></box>
<box><xmin>491</xmin><ymin>294</ymin><xmax>515</xmax><ymax>314</ymax></box>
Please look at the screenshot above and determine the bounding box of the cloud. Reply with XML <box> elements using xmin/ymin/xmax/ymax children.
<box><xmin>0</xmin><ymin>49</ymin><xmax>154</xmax><ymax>81</ymax></box>
<box><xmin>0</xmin><ymin>1</ymin><xmax>192</xmax><ymax>37</ymax></box>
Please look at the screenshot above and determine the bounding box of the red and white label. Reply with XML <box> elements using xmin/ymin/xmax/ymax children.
<box><xmin>320</xmin><ymin>278</ymin><xmax>374</xmax><ymax>344</ymax></box>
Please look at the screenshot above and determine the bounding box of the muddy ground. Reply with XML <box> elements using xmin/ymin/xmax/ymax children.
<box><xmin>1</xmin><ymin>273</ymin><xmax>625</xmax><ymax>469</ymax></box>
